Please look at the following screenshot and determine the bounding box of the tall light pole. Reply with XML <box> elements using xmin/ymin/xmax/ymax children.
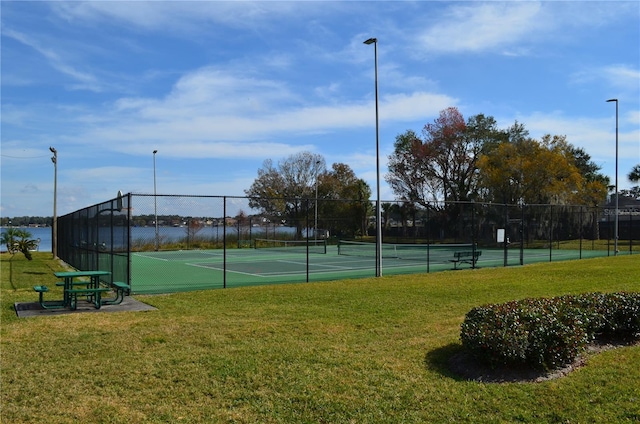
<box><xmin>153</xmin><ymin>150</ymin><xmax>159</xmax><ymax>251</ymax></box>
<box><xmin>606</xmin><ymin>98</ymin><xmax>619</xmax><ymax>255</ymax></box>
<box><xmin>49</xmin><ymin>147</ymin><xmax>57</xmax><ymax>259</ymax></box>
<box><xmin>364</xmin><ymin>37</ymin><xmax>382</xmax><ymax>277</ymax></box>
<box><xmin>315</xmin><ymin>160</ymin><xmax>320</xmax><ymax>241</ymax></box>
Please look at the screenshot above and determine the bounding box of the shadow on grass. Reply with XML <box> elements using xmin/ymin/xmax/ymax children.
<box><xmin>424</xmin><ymin>343</ymin><xmax>554</xmax><ymax>383</ymax></box>
<box><xmin>424</xmin><ymin>343</ymin><xmax>468</xmax><ymax>381</ymax></box>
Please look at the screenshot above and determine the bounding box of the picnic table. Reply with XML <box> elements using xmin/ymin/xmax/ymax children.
<box><xmin>55</xmin><ymin>270</ymin><xmax>111</xmax><ymax>308</ymax></box>
<box><xmin>34</xmin><ymin>270</ymin><xmax>129</xmax><ymax>311</ymax></box>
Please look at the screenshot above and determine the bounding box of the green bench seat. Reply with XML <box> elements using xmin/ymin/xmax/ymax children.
<box><xmin>101</xmin><ymin>282</ymin><xmax>130</xmax><ymax>306</ymax></box>
<box><xmin>67</xmin><ymin>287</ymin><xmax>111</xmax><ymax>310</ymax></box>
<box><xmin>33</xmin><ymin>285</ymin><xmax>65</xmax><ymax>310</ymax></box>
<box><xmin>56</xmin><ymin>280</ymin><xmax>92</xmax><ymax>286</ymax></box>
<box><xmin>449</xmin><ymin>251</ymin><xmax>482</xmax><ymax>269</ymax></box>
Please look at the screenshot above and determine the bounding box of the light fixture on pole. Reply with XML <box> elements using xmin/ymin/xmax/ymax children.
<box><xmin>364</xmin><ymin>37</ymin><xmax>382</xmax><ymax>277</ymax></box>
<box><xmin>606</xmin><ymin>98</ymin><xmax>619</xmax><ymax>255</ymax></box>
<box><xmin>153</xmin><ymin>150</ymin><xmax>159</xmax><ymax>251</ymax></box>
<box><xmin>49</xmin><ymin>147</ymin><xmax>58</xmax><ymax>259</ymax></box>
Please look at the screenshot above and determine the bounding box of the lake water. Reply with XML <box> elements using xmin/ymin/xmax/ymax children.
<box><xmin>1</xmin><ymin>225</ymin><xmax>297</xmax><ymax>253</ymax></box>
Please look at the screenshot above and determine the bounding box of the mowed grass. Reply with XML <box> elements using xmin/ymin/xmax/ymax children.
<box><xmin>1</xmin><ymin>252</ymin><xmax>639</xmax><ymax>423</ymax></box>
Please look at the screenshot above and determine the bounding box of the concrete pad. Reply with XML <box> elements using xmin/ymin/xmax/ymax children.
<box><xmin>15</xmin><ymin>296</ymin><xmax>157</xmax><ymax>318</ymax></box>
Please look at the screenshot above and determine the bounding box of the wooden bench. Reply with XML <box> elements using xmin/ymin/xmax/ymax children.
<box><xmin>101</xmin><ymin>282</ymin><xmax>131</xmax><ymax>306</ymax></box>
<box><xmin>33</xmin><ymin>285</ymin><xmax>65</xmax><ymax>310</ymax></box>
<box><xmin>66</xmin><ymin>287</ymin><xmax>111</xmax><ymax>310</ymax></box>
<box><xmin>449</xmin><ymin>251</ymin><xmax>482</xmax><ymax>269</ymax></box>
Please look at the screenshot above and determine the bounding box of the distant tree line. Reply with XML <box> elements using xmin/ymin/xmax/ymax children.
<box><xmin>0</xmin><ymin>216</ymin><xmax>52</xmax><ymax>227</ymax></box>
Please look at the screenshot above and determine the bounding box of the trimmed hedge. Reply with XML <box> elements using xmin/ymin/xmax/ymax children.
<box><xmin>460</xmin><ymin>292</ymin><xmax>640</xmax><ymax>370</ymax></box>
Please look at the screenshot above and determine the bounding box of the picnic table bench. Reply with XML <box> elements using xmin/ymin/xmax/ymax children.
<box><xmin>449</xmin><ymin>250</ymin><xmax>482</xmax><ymax>269</ymax></box>
<box><xmin>33</xmin><ymin>285</ymin><xmax>65</xmax><ymax>310</ymax></box>
<box><xmin>67</xmin><ymin>287</ymin><xmax>112</xmax><ymax>310</ymax></box>
<box><xmin>34</xmin><ymin>281</ymin><xmax>131</xmax><ymax>310</ymax></box>
<box><xmin>101</xmin><ymin>282</ymin><xmax>130</xmax><ymax>306</ymax></box>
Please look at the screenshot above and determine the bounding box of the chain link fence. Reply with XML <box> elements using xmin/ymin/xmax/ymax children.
<box><xmin>56</xmin><ymin>194</ymin><xmax>638</xmax><ymax>294</ymax></box>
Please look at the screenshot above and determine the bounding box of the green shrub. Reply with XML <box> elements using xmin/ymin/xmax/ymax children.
<box><xmin>460</xmin><ymin>292</ymin><xmax>640</xmax><ymax>370</ymax></box>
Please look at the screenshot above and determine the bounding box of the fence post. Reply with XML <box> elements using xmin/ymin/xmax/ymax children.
<box><xmin>548</xmin><ymin>205</ymin><xmax>552</xmax><ymax>262</ymax></box>
<box><xmin>471</xmin><ymin>202</ymin><xmax>477</xmax><ymax>269</ymax></box>
<box><xmin>520</xmin><ymin>203</ymin><xmax>524</xmax><ymax>265</ymax></box>
<box><xmin>127</xmin><ymin>193</ymin><xmax>132</xmax><ymax>291</ymax></box>
<box><xmin>426</xmin><ymin>203</ymin><xmax>431</xmax><ymax>273</ymax></box>
<box><xmin>579</xmin><ymin>206</ymin><xmax>583</xmax><ymax>259</ymax></box>
<box><xmin>306</xmin><ymin>198</ymin><xmax>310</xmax><ymax>283</ymax></box>
<box><xmin>223</xmin><ymin>196</ymin><xmax>227</xmax><ymax>289</ymax></box>
<box><xmin>503</xmin><ymin>203</ymin><xmax>508</xmax><ymax>267</ymax></box>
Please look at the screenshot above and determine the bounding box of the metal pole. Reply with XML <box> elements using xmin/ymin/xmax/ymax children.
<box><xmin>606</xmin><ymin>99</ymin><xmax>619</xmax><ymax>255</ymax></box>
<box><xmin>223</xmin><ymin>197</ymin><xmax>227</xmax><ymax>289</ymax></box>
<box><xmin>153</xmin><ymin>150</ymin><xmax>159</xmax><ymax>251</ymax></box>
<box><xmin>364</xmin><ymin>37</ymin><xmax>382</xmax><ymax>277</ymax></box>
<box><xmin>49</xmin><ymin>147</ymin><xmax>58</xmax><ymax>259</ymax></box>
<box><xmin>315</xmin><ymin>160</ymin><xmax>320</xmax><ymax>241</ymax></box>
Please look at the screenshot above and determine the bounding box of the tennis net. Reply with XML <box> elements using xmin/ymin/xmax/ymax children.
<box><xmin>337</xmin><ymin>240</ymin><xmax>474</xmax><ymax>261</ymax></box>
<box><xmin>254</xmin><ymin>238</ymin><xmax>327</xmax><ymax>254</ymax></box>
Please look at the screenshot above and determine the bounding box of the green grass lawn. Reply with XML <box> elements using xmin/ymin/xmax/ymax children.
<box><xmin>1</xmin><ymin>252</ymin><xmax>639</xmax><ymax>423</ymax></box>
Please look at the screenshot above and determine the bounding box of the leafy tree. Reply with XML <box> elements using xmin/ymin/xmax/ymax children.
<box><xmin>564</xmin><ymin>145</ymin><xmax>609</xmax><ymax>206</ymax></box>
<box><xmin>385</xmin><ymin>109</ymin><xmax>508</xmax><ymax>239</ymax></box>
<box><xmin>386</xmin><ymin>108</ymin><xmax>501</xmax><ymax>209</ymax></box>
<box><xmin>382</xmin><ymin>202</ymin><xmax>393</xmax><ymax>231</ymax></box>
<box><xmin>246</xmin><ymin>152</ymin><xmax>370</xmax><ymax>238</ymax></box>
<box><xmin>386</xmin><ymin>129</ymin><xmax>434</xmax><ymax>205</ymax></box>
<box><xmin>420</xmin><ymin>107</ymin><xmax>469</xmax><ymax>203</ymax></box>
<box><xmin>317</xmin><ymin>163</ymin><xmax>372</xmax><ymax>237</ymax></box>
<box><xmin>629</xmin><ymin>164</ymin><xmax>640</xmax><ymax>184</ymax></box>
<box><xmin>245</xmin><ymin>151</ymin><xmax>325</xmax><ymax>237</ymax></box>
<box><xmin>477</xmin><ymin>134</ymin><xmax>606</xmax><ymax>206</ymax></box>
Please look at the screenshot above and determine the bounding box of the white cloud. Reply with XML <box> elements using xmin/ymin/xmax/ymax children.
<box><xmin>417</xmin><ymin>2</ymin><xmax>545</xmax><ymax>55</ymax></box>
<box><xmin>66</xmin><ymin>66</ymin><xmax>456</xmax><ymax>159</ymax></box>
<box><xmin>571</xmin><ymin>64</ymin><xmax>640</xmax><ymax>94</ymax></box>
<box><xmin>603</xmin><ymin>65</ymin><xmax>640</xmax><ymax>91</ymax></box>
<box><xmin>64</xmin><ymin>166</ymin><xmax>145</xmax><ymax>181</ymax></box>
<box><xmin>3</xmin><ymin>28</ymin><xmax>102</xmax><ymax>91</ymax></box>
<box><xmin>50</xmin><ymin>1</ymin><xmax>331</xmax><ymax>34</ymax></box>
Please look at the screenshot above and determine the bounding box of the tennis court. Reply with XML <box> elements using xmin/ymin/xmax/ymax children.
<box><xmin>129</xmin><ymin>241</ymin><xmax>605</xmax><ymax>294</ymax></box>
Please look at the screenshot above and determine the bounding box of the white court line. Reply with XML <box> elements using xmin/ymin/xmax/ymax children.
<box><xmin>186</xmin><ymin>255</ymin><xmax>433</xmax><ymax>279</ymax></box>
<box><xmin>277</xmin><ymin>260</ymin><xmax>355</xmax><ymax>270</ymax></box>
<box><xmin>132</xmin><ymin>253</ymin><xmax>169</xmax><ymax>262</ymax></box>
<box><xmin>185</xmin><ymin>262</ymin><xmax>267</xmax><ymax>277</ymax></box>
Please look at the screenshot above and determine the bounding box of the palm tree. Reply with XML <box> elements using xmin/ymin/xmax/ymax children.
<box><xmin>1</xmin><ymin>228</ymin><xmax>37</xmax><ymax>260</ymax></box>
<box><xmin>1</xmin><ymin>228</ymin><xmax>39</xmax><ymax>289</ymax></box>
<box><xmin>629</xmin><ymin>164</ymin><xmax>640</xmax><ymax>183</ymax></box>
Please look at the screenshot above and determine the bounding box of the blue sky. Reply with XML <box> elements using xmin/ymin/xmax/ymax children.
<box><xmin>2</xmin><ymin>1</ymin><xmax>639</xmax><ymax>218</ymax></box>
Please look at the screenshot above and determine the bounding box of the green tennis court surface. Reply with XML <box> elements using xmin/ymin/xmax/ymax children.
<box><xmin>130</xmin><ymin>244</ymin><xmax>608</xmax><ymax>294</ymax></box>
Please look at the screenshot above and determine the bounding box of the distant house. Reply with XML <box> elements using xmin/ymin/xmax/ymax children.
<box><xmin>600</xmin><ymin>195</ymin><xmax>640</xmax><ymax>240</ymax></box>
